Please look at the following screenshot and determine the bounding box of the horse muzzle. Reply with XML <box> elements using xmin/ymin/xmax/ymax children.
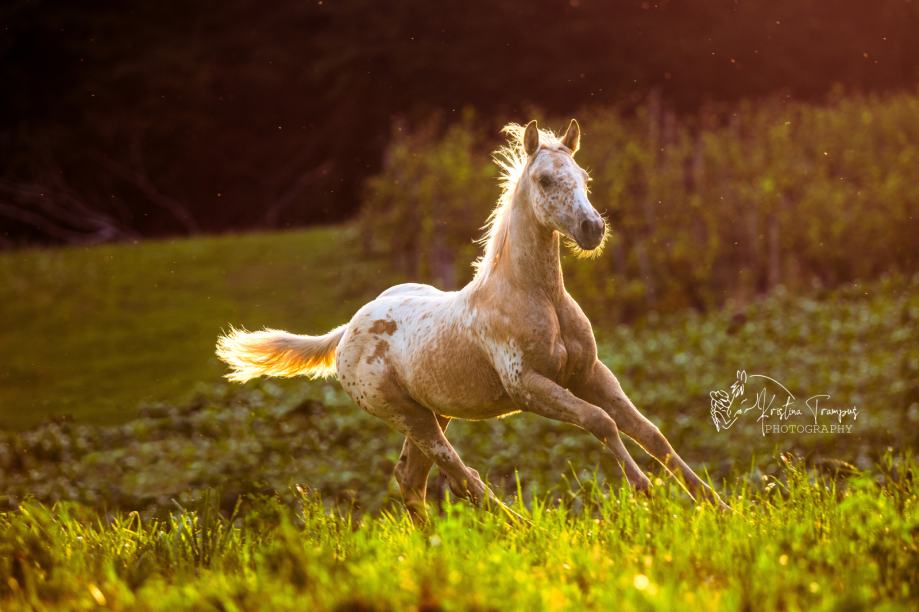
<box><xmin>575</xmin><ymin>215</ymin><xmax>606</xmax><ymax>250</ymax></box>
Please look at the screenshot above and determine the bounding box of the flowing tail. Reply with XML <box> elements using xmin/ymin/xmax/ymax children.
<box><xmin>215</xmin><ymin>324</ymin><xmax>347</xmax><ymax>383</ymax></box>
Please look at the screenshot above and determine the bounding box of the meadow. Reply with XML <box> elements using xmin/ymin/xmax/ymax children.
<box><xmin>2</xmin><ymin>90</ymin><xmax>919</xmax><ymax>609</ymax></box>
<box><xmin>0</xmin><ymin>226</ymin><xmax>916</xmax><ymax>609</ymax></box>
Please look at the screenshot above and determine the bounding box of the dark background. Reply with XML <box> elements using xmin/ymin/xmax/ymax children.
<box><xmin>2</xmin><ymin>0</ymin><xmax>918</xmax><ymax>246</ymax></box>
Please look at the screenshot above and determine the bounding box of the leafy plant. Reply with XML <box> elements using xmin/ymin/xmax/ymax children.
<box><xmin>362</xmin><ymin>91</ymin><xmax>919</xmax><ymax>325</ymax></box>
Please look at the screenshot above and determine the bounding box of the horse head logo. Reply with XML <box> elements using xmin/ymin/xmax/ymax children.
<box><xmin>710</xmin><ymin>370</ymin><xmax>747</xmax><ymax>431</ymax></box>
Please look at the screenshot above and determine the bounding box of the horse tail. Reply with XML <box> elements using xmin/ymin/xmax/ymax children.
<box><xmin>215</xmin><ymin>324</ymin><xmax>347</xmax><ymax>383</ymax></box>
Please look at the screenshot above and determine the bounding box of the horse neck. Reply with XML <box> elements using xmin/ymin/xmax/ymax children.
<box><xmin>488</xmin><ymin>183</ymin><xmax>564</xmax><ymax>298</ymax></box>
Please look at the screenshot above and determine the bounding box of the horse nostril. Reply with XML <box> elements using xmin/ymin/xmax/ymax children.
<box><xmin>581</xmin><ymin>217</ymin><xmax>604</xmax><ymax>238</ymax></box>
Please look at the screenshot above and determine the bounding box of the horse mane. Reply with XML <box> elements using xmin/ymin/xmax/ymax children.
<box><xmin>472</xmin><ymin>123</ymin><xmax>563</xmax><ymax>278</ymax></box>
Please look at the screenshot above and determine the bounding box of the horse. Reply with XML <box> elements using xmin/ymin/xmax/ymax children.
<box><xmin>216</xmin><ymin>119</ymin><xmax>728</xmax><ymax>519</ymax></box>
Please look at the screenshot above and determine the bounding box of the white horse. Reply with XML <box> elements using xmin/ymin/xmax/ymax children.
<box><xmin>217</xmin><ymin>119</ymin><xmax>727</xmax><ymax>519</ymax></box>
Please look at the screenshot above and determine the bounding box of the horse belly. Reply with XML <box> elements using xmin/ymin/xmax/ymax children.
<box><xmin>402</xmin><ymin>339</ymin><xmax>517</xmax><ymax>420</ymax></box>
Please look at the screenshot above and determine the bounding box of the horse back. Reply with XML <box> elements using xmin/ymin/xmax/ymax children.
<box><xmin>337</xmin><ymin>289</ymin><xmax>517</xmax><ymax>420</ymax></box>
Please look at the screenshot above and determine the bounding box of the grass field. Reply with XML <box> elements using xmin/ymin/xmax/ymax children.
<box><xmin>1</xmin><ymin>456</ymin><xmax>915</xmax><ymax>610</ymax></box>
<box><xmin>0</xmin><ymin>227</ymin><xmax>396</xmax><ymax>428</ymax></box>
<box><xmin>1</xmin><ymin>227</ymin><xmax>917</xmax><ymax>610</ymax></box>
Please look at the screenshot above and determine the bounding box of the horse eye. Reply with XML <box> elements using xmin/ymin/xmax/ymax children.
<box><xmin>538</xmin><ymin>175</ymin><xmax>553</xmax><ymax>187</ymax></box>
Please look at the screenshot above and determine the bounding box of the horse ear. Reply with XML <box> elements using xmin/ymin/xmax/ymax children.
<box><xmin>561</xmin><ymin>118</ymin><xmax>581</xmax><ymax>154</ymax></box>
<box><xmin>523</xmin><ymin>120</ymin><xmax>539</xmax><ymax>156</ymax></box>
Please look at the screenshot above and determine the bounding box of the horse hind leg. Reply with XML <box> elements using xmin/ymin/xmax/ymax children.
<box><xmin>393</xmin><ymin>416</ymin><xmax>451</xmax><ymax>522</ymax></box>
<box><xmin>370</xmin><ymin>394</ymin><xmax>487</xmax><ymax>506</ymax></box>
<box><xmin>384</xmin><ymin>398</ymin><xmax>527</xmax><ymax>525</ymax></box>
<box><xmin>336</xmin><ymin>329</ymin><xmax>486</xmax><ymax>513</ymax></box>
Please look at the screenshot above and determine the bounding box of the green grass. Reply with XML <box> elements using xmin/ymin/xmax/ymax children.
<box><xmin>1</xmin><ymin>228</ymin><xmax>917</xmax><ymax>609</ymax></box>
<box><xmin>0</xmin><ymin>226</ymin><xmax>395</xmax><ymax>428</ymax></box>
<box><xmin>1</xmin><ymin>456</ymin><xmax>915</xmax><ymax>611</ymax></box>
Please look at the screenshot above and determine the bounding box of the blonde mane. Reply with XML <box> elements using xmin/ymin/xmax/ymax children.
<box><xmin>472</xmin><ymin>123</ymin><xmax>564</xmax><ymax>277</ymax></box>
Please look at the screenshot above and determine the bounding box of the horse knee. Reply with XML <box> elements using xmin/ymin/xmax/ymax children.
<box><xmin>632</xmin><ymin>420</ymin><xmax>680</xmax><ymax>462</ymax></box>
<box><xmin>581</xmin><ymin>410</ymin><xmax>619</xmax><ymax>442</ymax></box>
<box><xmin>644</xmin><ymin>422</ymin><xmax>669</xmax><ymax>446</ymax></box>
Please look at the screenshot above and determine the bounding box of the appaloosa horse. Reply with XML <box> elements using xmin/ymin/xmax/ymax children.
<box><xmin>217</xmin><ymin>119</ymin><xmax>727</xmax><ymax>519</ymax></box>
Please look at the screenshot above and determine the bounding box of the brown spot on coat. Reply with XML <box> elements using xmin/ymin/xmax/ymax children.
<box><xmin>366</xmin><ymin>339</ymin><xmax>389</xmax><ymax>364</ymax></box>
<box><xmin>369</xmin><ymin>319</ymin><xmax>398</xmax><ymax>335</ymax></box>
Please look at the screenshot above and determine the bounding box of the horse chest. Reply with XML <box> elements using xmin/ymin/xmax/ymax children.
<box><xmin>495</xmin><ymin>324</ymin><xmax>587</xmax><ymax>388</ymax></box>
<box><xmin>555</xmin><ymin>307</ymin><xmax>596</xmax><ymax>384</ymax></box>
<box><xmin>486</xmin><ymin>299</ymin><xmax>594</xmax><ymax>387</ymax></box>
<box><xmin>551</xmin><ymin>331</ymin><xmax>589</xmax><ymax>386</ymax></box>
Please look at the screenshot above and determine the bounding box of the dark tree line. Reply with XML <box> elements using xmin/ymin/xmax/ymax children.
<box><xmin>1</xmin><ymin>0</ymin><xmax>918</xmax><ymax>246</ymax></box>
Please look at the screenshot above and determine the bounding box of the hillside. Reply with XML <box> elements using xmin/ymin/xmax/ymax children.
<box><xmin>0</xmin><ymin>227</ymin><xmax>397</xmax><ymax>428</ymax></box>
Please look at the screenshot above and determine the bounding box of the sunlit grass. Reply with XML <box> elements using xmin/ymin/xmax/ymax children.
<box><xmin>1</xmin><ymin>456</ymin><xmax>914</xmax><ymax>610</ymax></box>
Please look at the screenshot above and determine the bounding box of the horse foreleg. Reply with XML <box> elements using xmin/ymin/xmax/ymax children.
<box><xmin>393</xmin><ymin>415</ymin><xmax>450</xmax><ymax>522</ymax></box>
<box><xmin>576</xmin><ymin>361</ymin><xmax>729</xmax><ymax>509</ymax></box>
<box><xmin>513</xmin><ymin>371</ymin><xmax>651</xmax><ymax>493</ymax></box>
